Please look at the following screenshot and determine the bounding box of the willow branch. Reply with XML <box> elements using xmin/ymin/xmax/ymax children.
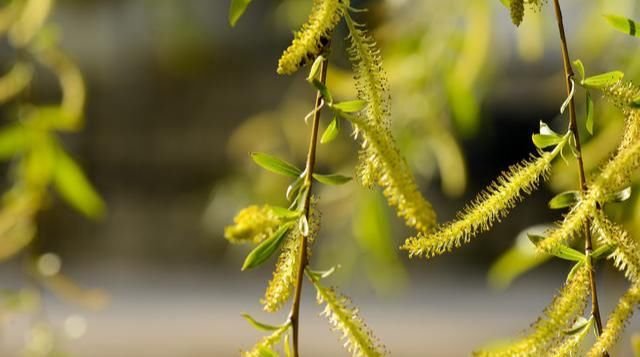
<box><xmin>288</xmin><ymin>53</ymin><xmax>329</xmax><ymax>357</ymax></box>
<box><xmin>551</xmin><ymin>0</ymin><xmax>607</xmax><ymax>353</ymax></box>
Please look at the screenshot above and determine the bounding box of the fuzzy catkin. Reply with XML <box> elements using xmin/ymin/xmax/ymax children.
<box><xmin>474</xmin><ymin>265</ymin><xmax>590</xmax><ymax>357</ymax></box>
<box><xmin>224</xmin><ymin>205</ymin><xmax>283</xmax><ymax>244</ymax></box>
<box><xmin>403</xmin><ymin>151</ymin><xmax>556</xmax><ymax>259</ymax></box>
<box><xmin>510</xmin><ymin>0</ymin><xmax>525</xmax><ymax>26</ymax></box>
<box><xmin>277</xmin><ymin>0</ymin><xmax>349</xmax><ymax>75</ymax></box>
<box><xmin>345</xmin><ymin>14</ymin><xmax>436</xmax><ymax>233</ymax></box>
<box><xmin>586</xmin><ymin>285</ymin><xmax>640</xmax><ymax>357</ymax></box>
<box><xmin>592</xmin><ymin>211</ymin><xmax>640</xmax><ymax>283</ymax></box>
<box><xmin>311</xmin><ymin>278</ymin><xmax>386</xmax><ymax>357</ymax></box>
<box><xmin>241</xmin><ymin>323</ymin><xmax>289</xmax><ymax>357</ymax></box>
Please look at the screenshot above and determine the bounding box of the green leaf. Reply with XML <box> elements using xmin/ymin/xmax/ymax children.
<box><xmin>573</xmin><ymin>59</ymin><xmax>585</xmax><ymax>80</ymax></box>
<box><xmin>566</xmin><ymin>260</ymin><xmax>585</xmax><ymax>283</ymax></box>
<box><xmin>331</xmin><ymin>100</ymin><xmax>367</xmax><ymax>113</ymax></box>
<box><xmin>312</xmin><ymin>173</ymin><xmax>352</xmax><ymax>185</ymax></box>
<box><xmin>270</xmin><ymin>206</ymin><xmax>301</xmax><ymax>219</ymax></box>
<box><xmin>564</xmin><ymin>316</ymin><xmax>592</xmax><ymax>336</ymax></box>
<box><xmin>553</xmin><ymin>245</ymin><xmax>586</xmax><ymax>262</ymax></box>
<box><xmin>604</xmin><ymin>186</ymin><xmax>632</xmax><ymax>203</ymax></box>
<box><xmin>604</xmin><ymin>14</ymin><xmax>640</xmax><ymax>38</ymax></box>
<box><xmin>586</xmin><ymin>91</ymin><xmax>594</xmax><ymax>135</ymax></box>
<box><xmin>284</xmin><ymin>333</ymin><xmax>292</xmax><ymax>357</ymax></box>
<box><xmin>241</xmin><ymin>313</ymin><xmax>281</xmax><ymax>332</ymax></box>
<box><xmin>320</xmin><ymin>116</ymin><xmax>340</xmax><ymax>144</ymax></box>
<box><xmin>527</xmin><ymin>234</ymin><xmax>545</xmax><ymax>246</ymax></box>
<box><xmin>0</xmin><ymin>124</ymin><xmax>26</xmax><ymax>161</ymax></box>
<box><xmin>539</xmin><ymin>121</ymin><xmax>560</xmax><ymax>136</ymax></box>
<box><xmin>311</xmin><ymin>79</ymin><xmax>332</xmax><ymax>104</ymax></box>
<box><xmin>286</xmin><ymin>173</ymin><xmax>305</xmax><ymax>202</ymax></box>
<box><xmin>582</xmin><ymin>71</ymin><xmax>624</xmax><ymax>89</ymax></box>
<box><xmin>307</xmin><ymin>56</ymin><xmax>325</xmax><ymax>82</ymax></box>
<box><xmin>591</xmin><ymin>244</ymin><xmax>614</xmax><ymax>260</ymax></box>
<box><xmin>251</xmin><ymin>152</ymin><xmax>302</xmax><ymax>178</ymax></box>
<box><xmin>228</xmin><ymin>0</ymin><xmax>252</xmax><ymax>27</ymax></box>
<box><xmin>306</xmin><ymin>266</ymin><xmax>338</xmax><ymax>281</ymax></box>
<box><xmin>53</xmin><ymin>149</ymin><xmax>105</xmax><ymax>219</ymax></box>
<box><xmin>241</xmin><ymin>224</ymin><xmax>292</xmax><ymax>271</ymax></box>
<box><xmin>257</xmin><ymin>346</ymin><xmax>279</xmax><ymax>357</ymax></box>
<box><xmin>532</xmin><ymin>134</ymin><xmax>563</xmax><ymax>149</ymax></box>
<box><xmin>548</xmin><ymin>190</ymin><xmax>580</xmax><ymax>209</ymax></box>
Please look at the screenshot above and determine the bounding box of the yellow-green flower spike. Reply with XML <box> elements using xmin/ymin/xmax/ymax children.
<box><xmin>586</xmin><ymin>284</ymin><xmax>640</xmax><ymax>357</ymax></box>
<box><xmin>224</xmin><ymin>205</ymin><xmax>284</xmax><ymax>244</ymax></box>
<box><xmin>592</xmin><ymin>211</ymin><xmax>640</xmax><ymax>283</ymax></box>
<box><xmin>277</xmin><ymin>0</ymin><xmax>349</xmax><ymax>75</ymax></box>
<box><xmin>510</xmin><ymin>0</ymin><xmax>525</xmax><ymax>26</ymax></box>
<box><xmin>311</xmin><ymin>277</ymin><xmax>386</xmax><ymax>357</ymax></box>
<box><xmin>403</xmin><ymin>150</ymin><xmax>559</xmax><ymax>259</ymax></box>
<box><xmin>345</xmin><ymin>13</ymin><xmax>436</xmax><ymax>233</ymax></box>
<box><xmin>241</xmin><ymin>323</ymin><xmax>290</xmax><ymax>357</ymax></box>
<box><xmin>474</xmin><ymin>265</ymin><xmax>589</xmax><ymax>357</ymax></box>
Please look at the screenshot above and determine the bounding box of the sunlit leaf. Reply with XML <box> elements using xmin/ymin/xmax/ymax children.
<box><xmin>331</xmin><ymin>100</ymin><xmax>366</xmax><ymax>113</ymax></box>
<box><xmin>581</xmin><ymin>71</ymin><xmax>624</xmax><ymax>89</ymax></box>
<box><xmin>603</xmin><ymin>186</ymin><xmax>632</xmax><ymax>203</ymax></box>
<box><xmin>269</xmin><ymin>206</ymin><xmax>301</xmax><ymax>219</ymax></box>
<box><xmin>311</xmin><ymin>79</ymin><xmax>332</xmax><ymax>104</ymax></box>
<box><xmin>306</xmin><ymin>266</ymin><xmax>338</xmax><ymax>281</ymax></box>
<box><xmin>564</xmin><ymin>316</ymin><xmax>592</xmax><ymax>336</ymax></box>
<box><xmin>241</xmin><ymin>313</ymin><xmax>281</xmax><ymax>332</ymax></box>
<box><xmin>241</xmin><ymin>223</ymin><xmax>292</xmax><ymax>271</ymax></box>
<box><xmin>591</xmin><ymin>244</ymin><xmax>614</xmax><ymax>261</ymax></box>
<box><xmin>532</xmin><ymin>134</ymin><xmax>563</xmax><ymax>149</ymax></box>
<box><xmin>604</xmin><ymin>14</ymin><xmax>640</xmax><ymax>38</ymax></box>
<box><xmin>320</xmin><ymin>116</ymin><xmax>340</xmax><ymax>144</ymax></box>
<box><xmin>572</xmin><ymin>59</ymin><xmax>585</xmax><ymax>80</ymax></box>
<box><xmin>585</xmin><ymin>91</ymin><xmax>594</xmax><ymax>135</ymax></box>
<box><xmin>548</xmin><ymin>190</ymin><xmax>579</xmax><ymax>209</ymax></box>
<box><xmin>307</xmin><ymin>55</ymin><xmax>324</xmax><ymax>82</ymax></box>
<box><xmin>251</xmin><ymin>152</ymin><xmax>302</xmax><ymax>178</ymax></box>
<box><xmin>53</xmin><ymin>149</ymin><xmax>105</xmax><ymax>219</ymax></box>
<box><xmin>229</xmin><ymin>0</ymin><xmax>252</xmax><ymax>27</ymax></box>
<box><xmin>312</xmin><ymin>173</ymin><xmax>352</xmax><ymax>185</ymax></box>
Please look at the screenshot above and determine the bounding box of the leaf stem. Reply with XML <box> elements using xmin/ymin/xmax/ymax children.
<box><xmin>288</xmin><ymin>52</ymin><xmax>329</xmax><ymax>357</ymax></box>
<box><xmin>551</xmin><ymin>0</ymin><xmax>607</xmax><ymax>353</ymax></box>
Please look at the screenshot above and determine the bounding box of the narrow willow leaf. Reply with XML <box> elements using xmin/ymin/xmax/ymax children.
<box><xmin>332</xmin><ymin>100</ymin><xmax>366</xmax><ymax>113</ymax></box>
<box><xmin>284</xmin><ymin>333</ymin><xmax>292</xmax><ymax>357</ymax></box>
<box><xmin>582</xmin><ymin>71</ymin><xmax>625</xmax><ymax>89</ymax></box>
<box><xmin>548</xmin><ymin>190</ymin><xmax>579</xmax><ymax>210</ymax></box>
<box><xmin>286</xmin><ymin>173</ymin><xmax>305</xmax><ymax>201</ymax></box>
<box><xmin>591</xmin><ymin>244</ymin><xmax>614</xmax><ymax>261</ymax></box>
<box><xmin>539</xmin><ymin>121</ymin><xmax>560</xmax><ymax>136</ymax></box>
<box><xmin>306</xmin><ymin>265</ymin><xmax>337</xmax><ymax>280</ymax></box>
<box><xmin>307</xmin><ymin>55</ymin><xmax>325</xmax><ymax>82</ymax></box>
<box><xmin>586</xmin><ymin>285</ymin><xmax>640</xmax><ymax>357</ymax></box>
<box><xmin>242</xmin><ymin>323</ymin><xmax>291</xmax><ymax>357</ymax></box>
<box><xmin>586</xmin><ymin>91</ymin><xmax>594</xmax><ymax>134</ymax></box>
<box><xmin>310</xmin><ymin>277</ymin><xmax>386</xmax><ymax>357</ymax></box>
<box><xmin>251</xmin><ymin>152</ymin><xmax>302</xmax><ymax>178</ymax></box>
<box><xmin>320</xmin><ymin>116</ymin><xmax>340</xmax><ymax>144</ymax></box>
<box><xmin>550</xmin><ymin>316</ymin><xmax>592</xmax><ymax>356</ymax></box>
<box><xmin>564</xmin><ymin>316</ymin><xmax>591</xmax><ymax>336</ymax></box>
<box><xmin>270</xmin><ymin>206</ymin><xmax>301</xmax><ymax>219</ymax></box>
<box><xmin>229</xmin><ymin>0</ymin><xmax>252</xmax><ymax>27</ymax></box>
<box><xmin>242</xmin><ymin>224</ymin><xmax>292</xmax><ymax>271</ymax></box>
<box><xmin>604</xmin><ymin>186</ymin><xmax>631</xmax><ymax>203</ymax></box>
<box><xmin>532</xmin><ymin>134</ymin><xmax>563</xmax><ymax>149</ymax></box>
<box><xmin>312</xmin><ymin>78</ymin><xmax>333</xmax><ymax>103</ymax></box>
<box><xmin>53</xmin><ymin>149</ymin><xmax>105</xmax><ymax>219</ymax></box>
<box><xmin>474</xmin><ymin>265</ymin><xmax>590</xmax><ymax>357</ymax></box>
<box><xmin>604</xmin><ymin>14</ymin><xmax>640</xmax><ymax>38</ymax></box>
<box><xmin>573</xmin><ymin>59</ymin><xmax>585</xmax><ymax>80</ymax></box>
<box><xmin>312</xmin><ymin>173</ymin><xmax>352</xmax><ymax>185</ymax></box>
<box><xmin>552</xmin><ymin>245</ymin><xmax>586</xmax><ymax>262</ymax></box>
<box><xmin>566</xmin><ymin>260</ymin><xmax>585</xmax><ymax>283</ymax></box>
<box><xmin>241</xmin><ymin>314</ymin><xmax>281</xmax><ymax>332</ymax></box>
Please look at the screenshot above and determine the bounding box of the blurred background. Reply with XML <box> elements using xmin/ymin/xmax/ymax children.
<box><xmin>1</xmin><ymin>0</ymin><xmax>640</xmax><ymax>355</ymax></box>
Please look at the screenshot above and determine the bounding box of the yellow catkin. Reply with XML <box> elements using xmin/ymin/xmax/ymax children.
<box><xmin>510</xmin><ymin>0</ymin><xmax>525</xmax><ymax>26</ymax></box>
<box><xmin>602</xmin><ymin>80</ymin><xmax>640</xmax><ymax>151</ymax></box>
<box><xmin>537</xmin><ymin>139</ymin><xmax>640</xmax><ymax>254</ymax></box>
<box><xmin>277</xmin><ymin>0</ymin><xmax>348</xmax><ymax>75</ymax></box>
<box><xmin>592</xmin><ymin>211</ymin><xmax>640</xmax><ymax>283</ymax></box>
<box><xmin>345</xmin><ymin>14</ymin><xmax>436</xmax><ymax>233</ymax></box>
<box><xmin>403</xmin><ymin>151</ymin><xmax>556</xmax><ymax>259</ymax></box>
<box><xmin>586</xmin><ymin>285</ymin><xmax>640</xmax><ymax>357</ymax></box>
<box><xmin>224</xmin><ymin>205</ymin><xmax>283</xmax><ymax>244</ymax></box>
<box><xmin>474</xmin><ymin>265</ymin><xmax>590</xmax><ymax>357</ymax></box>
<box><xmin>261</xmin><ymin>200</ymin><xmax>320</xmax><ymax>312</ymax></box>
<box><xmin>548</xmin><ymin>322</ymin><xmax>590</xmax><ymax>357</ymax></box>
<box><xmin>311</xmin><ymin>278</ymin><xmax>386</xmax><ymax>357</ymax></box>
<box><xmin>241</xmin><ymin>323</ymin><xmax>290</xmax><ymax>357</ymax></box>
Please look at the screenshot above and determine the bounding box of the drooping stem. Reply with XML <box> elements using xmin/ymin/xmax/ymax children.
<box><xmin>551</xmin><ymin>0</ymin><xmax>607</xmax><ymax>352</ymax></box>
<box><xmin>288</xmin><ymin>53</ymin><xmax>329</xmax><ymax>357</ymax></box>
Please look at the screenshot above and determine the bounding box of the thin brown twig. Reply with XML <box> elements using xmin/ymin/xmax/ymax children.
<box><xmin>551</xmin><ymin>1</ymin><xmax>607</xmax><ymax>355</ymax></box>
<box><xmin>288</xmin><ymin>54</ymin><xmax>329</xmax><ymax>357</ymax></box>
